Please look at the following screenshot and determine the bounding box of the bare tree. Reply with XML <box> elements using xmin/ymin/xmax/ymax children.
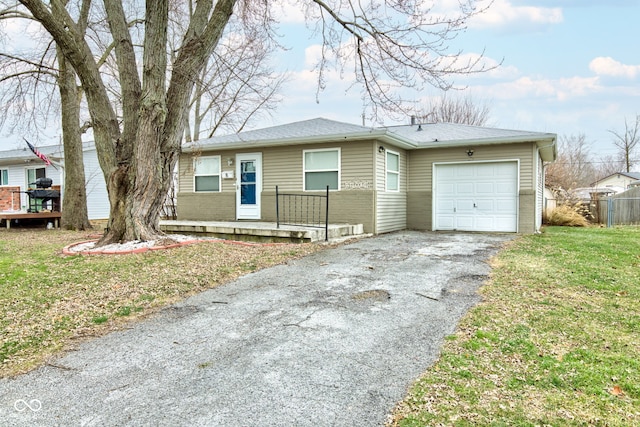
<box><xmin>0</xmin><ymin>6</ymin><xmax>91</xmax><ymax>229</ymax></box>
<box><xmin>184</xmin><ymin>27</ymin><xmax>285</xmax><ymax>141</ymax></box>
<box><xmin>414</xmin><ymin>93</ymin><xmax>491</xmax><ymax>126</ymax></box>
<box><xmin>609</xmin><ymin>114</ymin><xmax>640</xmax><ymax>173</ymax></box>
<box><xmin>594</xmin><ymin>154</ymin><xmax>625</xmax><ymax>181</ymax></box>
<box><xmin>10</xmin><ymin>0</ymin><xmax>493</xmax><ymax>244</ymax></box>
<box><xmin>545</xmin><ymin>134</ymin><xmax>597</xmax><ymax>190</ymax></box>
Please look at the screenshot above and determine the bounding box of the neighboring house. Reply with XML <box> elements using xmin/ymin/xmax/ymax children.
<box><xmin>543</xmin><ymin>187</ymin><xmax>557</xmax><ymax>217</ymax></box>
<box><xmin>591</xmin><ymin>172</ymin><xmax>640</xmax><ymax>191</ymax></box>
<box><xmin>178</xmin><ymin>118</ymin><xmax>557</xmax><ymax>234</ymax></box>
<box><xmin>0</xmin><ymin>142</ymin><xmax>109</xmax><ymax>220</ymax></box>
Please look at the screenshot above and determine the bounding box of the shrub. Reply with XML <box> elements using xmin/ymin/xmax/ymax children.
<box><xmin>547</xmin><ymin>204</ymin><xmax>589</xmax><ymax>227</ymax></box>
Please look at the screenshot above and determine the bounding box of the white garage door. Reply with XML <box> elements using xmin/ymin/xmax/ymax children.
<box><xmin>434</xmin><ymin>162</ymin><xmax>518</xmax><ymax>232</ymax></box>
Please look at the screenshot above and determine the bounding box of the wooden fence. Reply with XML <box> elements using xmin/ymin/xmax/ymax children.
<box><xmin>595</xmin><ymin>187</ymin><xmax>640</xmax><ymax>226</ymax></box>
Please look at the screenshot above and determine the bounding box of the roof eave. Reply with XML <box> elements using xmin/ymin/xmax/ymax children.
<box><xmin>182</xmin><ymin>129</ymin><xmax>417</xmax><ymax>152</ymax></box>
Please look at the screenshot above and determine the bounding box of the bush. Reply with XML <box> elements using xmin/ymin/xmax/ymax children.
<box><xmin>546</xmin><ymin>205</ymin><xmax>590</xmax><ymax>227</ymax></box>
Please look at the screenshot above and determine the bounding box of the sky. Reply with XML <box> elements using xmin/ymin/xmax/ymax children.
<box><xmin>1</xmin><ymin>0</ymin><xmax>638</xmax><ymax>159</ymax></box>
<box><xmin>261</xmin><ymin>0</ymin><xmax>640</xmax><ymax>159</ymax></box>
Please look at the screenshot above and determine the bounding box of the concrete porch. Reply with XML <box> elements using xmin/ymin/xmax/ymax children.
<box><xmin>159</xmin><ymin>220</ymin><xmax>365</xmax><ymax>243</ymax></box>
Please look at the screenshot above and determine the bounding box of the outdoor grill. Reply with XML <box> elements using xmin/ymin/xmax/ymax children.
<box><xmin>25</xmin><ymin>178</ymin><xmax>60</xmax><ymax>213</ymax></box>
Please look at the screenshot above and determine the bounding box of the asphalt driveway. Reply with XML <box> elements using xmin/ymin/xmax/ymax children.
<box><xmin>0</xmin><ymin>231</ymin><xmax>513</xmax><ymax>426</ymax></box>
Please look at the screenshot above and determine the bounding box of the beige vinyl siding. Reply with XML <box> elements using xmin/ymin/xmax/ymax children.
<box><xmin>375</xmin><ymin>146</ymin><xmax>407</xmax><ymax>233</ymax></box>
<box><xmin>376</xmin><ymin>192</ymin><xmax>407</xmax><ymax>233</ymax></box>
<box><xmin>177</xmin><ymin>141</ymin><xmax>377</xmax><ymax>228</ymax></box>
<box><xmin>408</xmin><ymin>142</ymin><xmax>536</xmax><ymax>191</ymax></box>
<box><xmin>407</xmin><ymin>142</ymin><xmax>538</xmax><ymax>233</ymax></box>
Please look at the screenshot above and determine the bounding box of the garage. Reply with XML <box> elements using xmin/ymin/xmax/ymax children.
<box><xmin>433</xmin><ymin>161</ymin><xmax>519</xmax><ymax>232</ymax></box>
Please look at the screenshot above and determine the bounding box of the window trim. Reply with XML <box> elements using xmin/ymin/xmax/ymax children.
<box><xmin>385</xmin><ymin>149</ymin><xmax>400</xmax><ymax>192</ymax></box>
<box><xmin>303</xmin><ymin>148</ymin><xmax>341</xmax><ymax>191</ymax></box>
<box><xmin>0</xmin><ymin>169</ymin><xmax>8</xmax><ymax>186</ymax></box>
<box><xmin>193</xmin><ymin>155</ymin><xmax>221</xmax><ymax>192</ymax></box>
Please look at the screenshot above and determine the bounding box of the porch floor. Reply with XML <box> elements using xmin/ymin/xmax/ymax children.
<box><xmin>159</xmin><ymin>220</ymin><xmax>365</xmax><ymax>243</ymax></box>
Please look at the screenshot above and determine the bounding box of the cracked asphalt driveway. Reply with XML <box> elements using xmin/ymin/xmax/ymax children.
<box><xmin>0</xmin><ymin>231</ymin><xmax>513</xmax><ymax>426</ymax></box>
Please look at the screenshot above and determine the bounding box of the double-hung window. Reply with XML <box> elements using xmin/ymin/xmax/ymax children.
<box><xmin>304</xmin><ymin>148</ymin><xmax>340</xmax><ymax>191</ymax></box>
<box><xmin>0</xmin><ymin>169</ymin><xmax>8</xmax><ymax>185</ymax></box>
<box><xmin>386</xmin><ymin>150</ymin><xmax>400</xmax><ymax>191</ymax></box>
<box><xmin>193</xmin><ymin>156</ymin><xmax>221</xmax><ymax>192</ymax></box>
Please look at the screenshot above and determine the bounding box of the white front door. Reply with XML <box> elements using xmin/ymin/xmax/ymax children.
<box><xmin>236</xmin><ymin>153</ymin><xmax>262</xmax><ymax>220</ymax></box>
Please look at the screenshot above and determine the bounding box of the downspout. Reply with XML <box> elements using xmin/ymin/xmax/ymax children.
<box><xmin>535</xmin><ymin>138</ymin><xmax>557</xmax><ymax>233</ymax></box>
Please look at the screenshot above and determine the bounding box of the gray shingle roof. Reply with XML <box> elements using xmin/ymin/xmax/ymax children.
<box><xmin>185</xmin><ymin>117</ymin><xmax>556</xmax><ymax>153</ymax></box>
<box><xmin>187</xmin><ymin>118</ymin><xmax>376</xmax><ymax>147</ymax></box>
<box><xmin>384</xmin><ymin>122</ymin><xmax>555</xmax><ymax>146</ymax></box>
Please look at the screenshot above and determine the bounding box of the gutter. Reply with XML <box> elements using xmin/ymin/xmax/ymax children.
<box><xmin>182</xmin><ymin>129</ymin><xmax>419</xmax><ymax>153</ymax></box>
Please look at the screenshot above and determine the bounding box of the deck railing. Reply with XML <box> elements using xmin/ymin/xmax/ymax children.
<box><xmin>276</xmin><ymin>185</ymin><xmax>329</xmax><ymax>241</ymax></box>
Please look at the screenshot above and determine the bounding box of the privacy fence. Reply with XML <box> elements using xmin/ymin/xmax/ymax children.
<box><xmin>594</xmin><ymin>187</ymin><xmax>640</xmax><ymax>227</ymax></box>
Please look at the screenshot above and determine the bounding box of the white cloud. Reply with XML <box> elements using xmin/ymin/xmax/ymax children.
<box><xmin>270</xmin><ymin>0</ymin><xmax>309</xmax><ymax>24</ymax></box>
<box><xmin>589</xmin><ymin>57</ymin><xmax>640</xmax><ymax>79</ymax></box>
<box><xmin>474</xmin><ymin>75</ymin><xmax>601</xmax><ymax>101</ymax></box>
<box><xmin>469</xmin><ymin>0</ymin><xmax>563</xmax><ymax>31</ymax></box>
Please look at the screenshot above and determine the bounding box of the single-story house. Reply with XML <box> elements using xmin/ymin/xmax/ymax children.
<box><xmin>591</xmin><ymin>171</ymin><xmax>640</xmax><ymax>191</ymax></box>
<box><xmin>178</xmin><ymin>118</ymin><xmax>557</xmax><ymax>234</ymax></box>
<box><xmin>0</xmin><ymin>142</ymin><xmax>109</xmax><ymax>220</ymax></box>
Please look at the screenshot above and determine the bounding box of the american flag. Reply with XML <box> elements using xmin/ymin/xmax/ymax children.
<box><xmin>24</xmin><ymin>139</ymin><xmax>52</xmax><ymax>166</ymax></box>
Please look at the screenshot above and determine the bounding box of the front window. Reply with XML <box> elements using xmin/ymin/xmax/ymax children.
<box><xmin>0</xmin><ymin>169</ymin><xmax>7</xmax><ymax>185</ymax></box>
<box><xmin>304</xmin><ymin>148</ymin><xmax>340</xmax><ymax>191</ymax></box>
<box><xmin>386</xmin><ymin>151</ymin><xmax>400</xmax><ymax>191</ymax></box>
<box><xmin>193</xmin><ymin>156</ymin><xmax>221</xmax><ymax>192</ymax></box>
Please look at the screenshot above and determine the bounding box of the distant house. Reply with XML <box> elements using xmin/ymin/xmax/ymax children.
<box><xmin>0</xmin><ymin>142</ymin><xmax>109</xmax><ymax>220</ymax></box>
<box><xmin>591</xmin><ymin>172</ymin><xmax>640</xmax><ymax>191</ymax></box>
<box><xmin>177</xmin><ymin>118</ymin><xmax>557</xmax><ymax>234</ymax></box>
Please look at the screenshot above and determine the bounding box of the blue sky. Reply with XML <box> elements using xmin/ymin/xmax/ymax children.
<box><xmin>1</xmin><ymin>0</ymin><xmax>638</xmax><ymax>159</ymax></box>
<box><xmin>262</xmin><ymin>0</ymin><xmax>640</xmax><ymax>158</ymax></box>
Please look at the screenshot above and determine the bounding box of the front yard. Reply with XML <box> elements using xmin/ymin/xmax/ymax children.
<box><xmin>390</xmin><ymin>226</ymin><xmax>640</xmax><ymax>426</ymax></box>
<box><xmin>0</xmin><ymin>229</ymin><xmax>320</xmax><ymax>377</ymax></box>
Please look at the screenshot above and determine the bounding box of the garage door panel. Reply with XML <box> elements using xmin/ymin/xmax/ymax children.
<box><xmin>476</xmin><ymin>182</ymin><xmax>495</xmax><ymax>194</ymax></box>
<box><xmin>434</xmin><ymin>162</ymin><xmax>518</xmax><ymax>232</ymax></box>
<box><xmin>456</xmin><ymin>182</ymin><xmax>474</xmax><ymax>194</ymax></box>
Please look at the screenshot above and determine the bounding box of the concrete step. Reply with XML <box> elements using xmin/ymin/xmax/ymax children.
<box><xmin>160</xmin><ymin>220</ymin><xmax>364</xmax><ymax>243</ymax></box>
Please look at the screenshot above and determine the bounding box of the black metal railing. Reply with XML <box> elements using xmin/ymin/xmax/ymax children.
<box><xmin>276</xmin><ymin>185</ymin><xmax>329</xmax><ymax>241</ymax></box>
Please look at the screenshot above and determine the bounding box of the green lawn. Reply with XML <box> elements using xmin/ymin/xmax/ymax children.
<box><xmin>0</xmin><ymin>229</ymin><xmax>320</xmax><ymax>377</ymax></box>
<box><xmin>390</xmin><ymin>226</ymin><xmax>640</xmax><ymax>426</ymax></box>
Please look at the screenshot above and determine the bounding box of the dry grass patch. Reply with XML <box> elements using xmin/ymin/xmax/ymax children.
<box><xmin>0</xmin><ymin>229</ymin><xmax>322</xmax><ymax>377</ymax></box>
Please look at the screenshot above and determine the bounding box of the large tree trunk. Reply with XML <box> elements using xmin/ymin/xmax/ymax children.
<box><xmin>55</xmin><ymin>5</ymin><xmax>91</xmax><ymax>231</ymax></box>
<box><xmin>58</xmin><ymin>56</ymin><xmax>91</xmax><ymax>230</ymax></box>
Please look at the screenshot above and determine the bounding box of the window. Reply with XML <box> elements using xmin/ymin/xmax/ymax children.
<box><xmin>386</xmin><ymin>150</ymin><xmax>400</xmax><ymax>191</ymax></box>
<box><xmin>0</xmin><ymin>169</ymin><xmax>7</xmax><ymax>185</ymax></box>
<box><xmin>304</xmin><ymin>148</ymin><xmax>340</xmax><ymax>191</ymax></box>
<box><xmin>193</xmin><ymin>156</ymin><xmax>221</xmax><ymax>192</ymax></box>
<box><xmin>26</xmin><ymin>168</ymin><xmax>46</xmax><ymax>187</ymax></box>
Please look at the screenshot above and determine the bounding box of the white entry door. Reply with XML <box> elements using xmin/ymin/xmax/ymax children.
<box><xmin>236</xmin><ymin>153</ymin><xmax>262</xmax><ymax>219</ymax></box>
<box><xmin>434</xmin><ymin>161</ymin><xmax>518</xmax><ymax>232</ymax></box>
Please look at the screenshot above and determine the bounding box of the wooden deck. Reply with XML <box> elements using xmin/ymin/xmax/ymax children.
<box><xmin>0</xmin><ymin>211</ymin><xmax>62</xmax><ymax>229</ymax></box>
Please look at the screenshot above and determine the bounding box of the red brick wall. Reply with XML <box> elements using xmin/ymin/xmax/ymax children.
<box><xmin>0</xmin><ymin>186</ymin><xmax>21</xmax><ymax>211</ymax></box>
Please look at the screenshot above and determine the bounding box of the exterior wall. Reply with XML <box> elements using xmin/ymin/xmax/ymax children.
<box><xmin>0</xmin><ymin>186</ymin><xmax>20</xmax><ymax>211</ymax></box>
<box><xmin>177</xmin><ymin>192</ymin><xmax>236</xmax><ymax>220</ymax></box>
<box><xmin>177</xmin><ymin>140</ymin><xmax>379</xmax><ymax>232</ymax></box>
<box><xmin>0</xmin><ymin>149</ymin><xmax>108</xmax><ymax>220</ymax></box>
<box><xmin>177</xmin><ymin>139</ymin><xmax>543</xmax><ymax>234</ymax></box>
<box><xmin>407</xmin><ymin>142</ymin><xmax>538</xmax><ymax>233</ymax></box>
<box><xmin>82</xmin><ymin>149</ymin><xmax>110</xmax><ymax>220</ymax></box>
<box><xmin>375</xmin><ymin>144</ymin><xmax>407</xmax><ymax>233</ymax></box>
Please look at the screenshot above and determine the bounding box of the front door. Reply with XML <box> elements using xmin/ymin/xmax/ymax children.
<box><xmin>236</xmin><ymin>153</ymin><xmax>262</xmax><ymax>219</ymax></box>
